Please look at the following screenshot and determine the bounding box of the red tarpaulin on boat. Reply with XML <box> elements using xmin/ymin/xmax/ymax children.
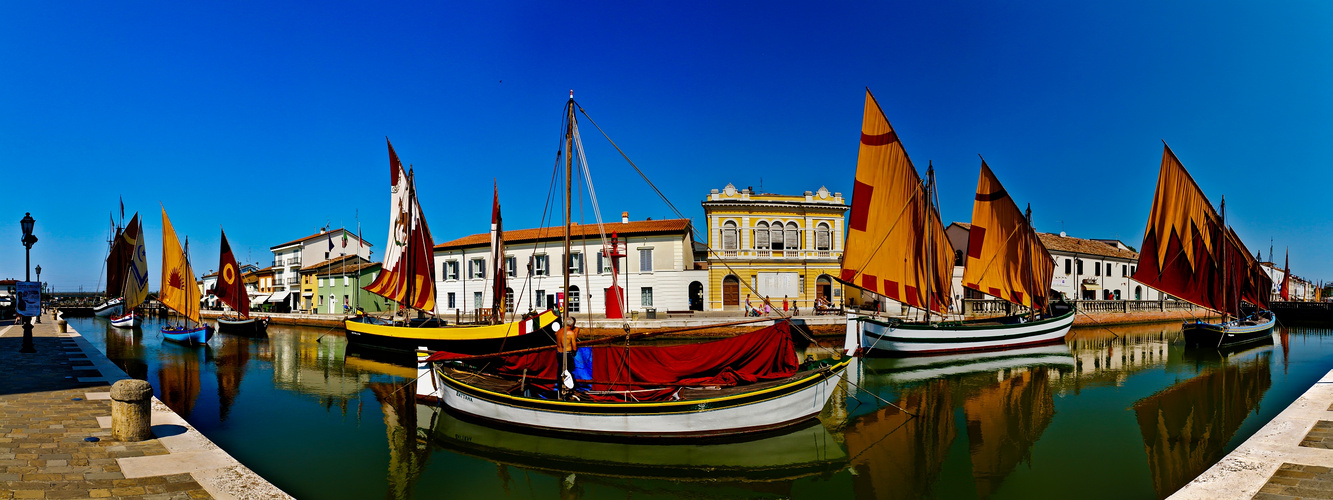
<box><xmin>427</xmin><ymin>321</ymin><xmax>801</xmax><ymax>401</ymax></box>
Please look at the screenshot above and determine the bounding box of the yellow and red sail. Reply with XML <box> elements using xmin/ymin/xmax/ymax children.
<box><xmin>839</xmin><ymin>89</ymin><xmax>953</xmax><ymax>313</ymax></box>
<box><xmin>160</xmin><ymin>207</ymin><xmax>201</xmax><ymax>323</ymax></box>
<box><xmin>1131</xmin><ymin>145</ymin><xmax>1271</xmax><ymax>315</ymax></box>
<box><xmin>363</xmin><ymin>139</ymin><xmax>437</xmax><ymax>312</ymax></box>
<box><xmin>215</xmin><ymin>229</ymin><xmax>250</xmax><ymax>318</ymax></box>
<box><xmin>961</xmin><ymin>161</ymin><xmax>1053</xmax><ymax>309</ymax></box>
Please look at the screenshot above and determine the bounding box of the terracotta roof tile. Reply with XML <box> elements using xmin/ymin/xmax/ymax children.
<box><xmin>269</xmin><ymin>228</ymin><xmax>372</xmax><ymax>250</ymax></box>
<box><xmin>950</xmin><ymin>222</ymin><xmax>1138</xmax><ymax>260</ymax></box>
<box><xmin>434</xmin><ymin>219</ymin><xmax>693</xmax><ymax>251</ymax></box>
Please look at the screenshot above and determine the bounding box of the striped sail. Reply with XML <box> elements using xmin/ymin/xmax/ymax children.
<box><xmin>121</xmin><ymin>215</ymin><xmax>150</xmax><ymax>310</ymax></box>
<box><xmin>839</xmin><ymin>89</ymin><xmax>954</xmax><ymax>313</ymax></box>
<box><xmin>363</xmin><ymin>139</ymin><xmax>437</xmax><ymax>311</ymax></box>
<box><xmin>961</xmin><ymin>161</ymin><xmax>1054</xmax><ymax>310</ymax></box>
<box><xmin>1130</xmin><ymin>145</ymin><xmax>1271</xmax><ymax>315</ymax></box>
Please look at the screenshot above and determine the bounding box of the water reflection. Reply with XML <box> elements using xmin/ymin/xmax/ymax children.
<box><xmin>68</xmin><ymin>316</ymin><xmax>1333</xmax><ymax>500</ymax></box>
<box><xmin>1132</xmin><ymin>336</ymin><xmax>1274</xmax><ymax>498</ymax></box>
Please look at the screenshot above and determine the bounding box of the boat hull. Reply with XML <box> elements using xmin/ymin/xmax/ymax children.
<box><xmin>1182</xmin><ymin>312</ymin><xmax>1276</xmax><ymax>349</ymax></box>
<box><xmin>850</xmin><ymin>310</ymin><xmax>1076</xmax><ymax>356</ymax></box>
<box><xmin>162</xmin><ymin>325</ymin><xmax>214</xmax><ymax>345</ymax></box>
<box><xmin>93</xmin><ymin>298</ymin><xmax>123</xmax><ymax>318</ymax></box>
<box><xmin>109</xmin><ymin>311</ymin><xmax>141</xmax><ymax>329</ymax></box>
<box><xmin>860</xmin><ymin>342</ymin><xmax>1075</xmax><ymax>385</ymax></box>
<box><xmin>345</xmin><ymin>310</ymin><xmax>561</xmax><ymax>353</ymax></box>
<box><xmin>216</xmin><ymin>316</ymin><xmax>268</xmax><ymax>336</ymax></box>
<box><xmin>420</xmin><ymin>357</ymin><xmax>854</xmax><ymax>439</ymax></box>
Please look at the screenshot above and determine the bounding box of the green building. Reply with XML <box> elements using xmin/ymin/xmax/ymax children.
<box><xmin>299</xmin><ymin>255</ymin><xmax>393</xmax><ymax>314</ymax></box>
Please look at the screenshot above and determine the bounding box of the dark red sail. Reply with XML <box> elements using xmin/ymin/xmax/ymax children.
<box><xmin>215</xmin><ymin>229</ymin><xmax>250</xmax><ymax>317</ymax></box>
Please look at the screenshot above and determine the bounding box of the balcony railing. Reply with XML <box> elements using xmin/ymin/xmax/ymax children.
<box><xmin>959</xmin><ymin>298</ymin><xmax>1200</xmax><ymax>316</ymax></box>
<box><xmin>286</xmin><ymin>278</ymin><xmax>299</xmax><ymax>285</ymax></box>
<box><xmin>289</xmin><ymin>258</ymin><xmax>301</xmax><ymax>266</ymax></box>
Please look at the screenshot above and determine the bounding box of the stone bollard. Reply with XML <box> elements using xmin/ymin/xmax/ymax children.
<box><xmin>110</xmin><ymin>379</ymin><xmax>154</xmax><ymax>442</ymax></box>
<box><xmin>57</xmin><ymin>319</ymin><xmax>67</xmax><ymax>333</ymax></box>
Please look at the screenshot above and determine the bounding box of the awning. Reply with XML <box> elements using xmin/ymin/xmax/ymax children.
<box><xmin>1082</xmin><ymin>283</ymin><xmax>1101</xmax><ymax>291</ymax></box>
<box><xmin>302</xmin><ymin>292</ymin><xmax>314</xmax><ymax>298</ymax></box>
<box><xmin>250</xmin><ymin>294</ymin><xmax>270</xmax><ymax>306</ymax></box>
<box><xmin>267</xmin><ymin>291</ymin><xmax>292</xmax><ymax>303</ymax></box>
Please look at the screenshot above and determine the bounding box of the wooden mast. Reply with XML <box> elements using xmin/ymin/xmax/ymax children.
<box><xmin>923</xmin><ymin>162</ymin><xmax>936</xmax><ymax>324</ymax></box>
<box><xmin>562</xmin><ymin>91</ymin><xmax>574</xmax><ymax>380</ymax></box>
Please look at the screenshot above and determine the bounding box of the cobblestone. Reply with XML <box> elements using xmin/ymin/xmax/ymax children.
<box><xmin>0</xmin><ymin>321</ymin><xmax>211</xmax><ymax>499</ymax></box>
<box><xmin>1299</xmin><ymin>421</ymin><xmax>1333</xmax><ymax>449</ymax></box>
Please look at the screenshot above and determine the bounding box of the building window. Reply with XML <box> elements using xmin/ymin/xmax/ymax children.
<box><xmin>1122</xmin><ymin>265</ymin><xmax>1127</xmax><ymax>277</ymax></box>
<box><xmin>639</xmin><ymin>249</ymin><xmax>653</xmax><ymax>272</ymax></box>
<box><xmin>641</xmin><ymin>287</ymin><xmax>653</xmax><ymax>307</ymax></box>
<box><xmin>723</xmin><ymin>221</ymin><xmax>738</xmax><ymax>250</ymax></box>
<box><xmin>1131</xmin><ymin>266</ymin><xmax>1136</xmax><ymax>275</ymax></box>
<box><xmin>447</xmin><ymin>292</ymin><xmax>456</xmax><ymax>309</ymax></box>
<box><xmin>474</xmin><ymin>292</ymin><xmax>483</xmax><ymax>309</ymax></box>
<box><xmin>954</xmin><ymin>249</ymin><xmax>964</xmax><ymax>266</ymax></box>
<box><xmin>816</xmin><ymin>222</ymin><xmax>831</xmax><ymax>251</ymax></box>
<box><xmin>506</xmin><ymin>256</ymin><xmax>517</xmax><ymax>278</ymax></box>
<box><xmin>785</xmin><ymin>222</ymin><xmax>799</xmax><ymax>249</ymax></box>
<box><xmin>754</xmin><ymin>222</ymin><xmax>770</xmax><ymax>249</ymax></box>
<box><xmin>770</xmin><ymin>222</ymin><xmax>784</xmax><ymax>251</ymax></box>
<box><xmin>343</xmin><ymin>295</ymin><xmax>349</xmax><ymax>309</ymax></box>
<box><xmin>568</xmin><ymin>253</ymin><xmax>583</xmax><ymax>275</ymax></box>
<box><xmin>1106</xmin><ymin>264</ymin><xmax>1112</xmax><ymax>277</ymax></box>
<box><xmin>1094</xmin><ymin>262</ymin><xmax>1100</xmax><ymax>276</ymax></box>
<box><xmin>343</xmin><ymin>276</ymin><xmax>349</xmax><ymax>286</ymax></box>
<box><xmin>505</xmin><ymin>288</ymin><xmax>514</xmax><ymax>310</ymax></box>
<box><xmin>1076</xmin><ymin>259</ymin><xmax>1083</xmax><ymax>275</ymax></box>
<box><xmin>534</xmin><ymin>255</ymin><xmax>549</xmax><ymax>276</ymax></box>
<box><xmin>469</xmin><ymin>258</ymin><xmax>486</xmax><ymax>279</ymax></box>
<box><xmin>318</xmin><ymin>295</ymin><xmax>324</xmax><ymax>306</ymax></box>
<box><xmin>536</xmin><ymin>289</ymin><xmax>545</xmax><ymax>308</ymax></box>
<box><xmin>1064</xmin><ymin>259</ymin><xmax>1072</xmax><ymax>274</ymax></box>
<box><xmin>569</xmin><ymin>285</ymin><xmax>580</xmax><ymax>312</ymax></box>
<box><xmin>444</xmin><ymin>261</ymin><xmax>459</xmax><ymax>281</ymax></box>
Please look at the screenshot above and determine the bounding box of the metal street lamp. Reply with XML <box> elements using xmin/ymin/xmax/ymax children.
<box><xmin>19</xmin><ymin>213</ymin><xmax>37</xmax><ymax>353</ymax></box>
<box><xmin>33</xmin><ymin>265</ymin><xmax>41</xmax><ymax>324</ymax></box>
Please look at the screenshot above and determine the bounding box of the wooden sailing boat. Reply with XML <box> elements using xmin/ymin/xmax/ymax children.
<box><xmin>1130</xmin><ymin>145</ymin><xmax>1274</xmax><ymax>348</ymax></box>
<box><xmin>109</xmin><ymin>213</ymin><xmax>149</xmax><ymax>328</ymax></box>
<box><xmin>95</xmin><ymin>209</ymin><xmax>128</xmax><ymax>318</ymax></box>
<box><xmin>214</xmin><ymin>229</ymin><xmax>268</xmax><ymax>335</ymax></box>
<box><xmin>842</xmin><ymin>89</ymin><xmax>1075</xmax><ymax>356</ymax></box>
<box><xmin>159</xmin><ymin>207</ymin><xmax>214</xmax><ymax>345</ymax></box>
<box><xmin>343</xmin><ymin>139</ymin><xmax>562</xmax><ymax>353</ymax></box>
<box><xmin>414</xmin><ymin>93</ymin><xmax>852</xmax><ymax>439</ymax></box>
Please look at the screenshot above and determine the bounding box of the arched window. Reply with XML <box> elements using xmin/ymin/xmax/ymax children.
<box><xmin>505</xmin><ymin>287</ymin><xmax>514</xmax><ymax>310</ymax></box>
<box><xmin>722</xmin><ymin>221</ymin><xmax>738</xmax><ymax>250</ymax></box>
<box><xmin>785</xmin><ymin>222</ymin><xmax>799</xmax><ymax>250</ymax></box>
<box><xmin>770</xmin><ymin>221</ymin><xmax>784</xmax><ymax>251</ymax></box>
<box><xmin>754</xmin><ymin>221</ymin><xmax>770</xmax><ymax>249</ymax></box>
<box><xmin>569</xmin><ymin>285</ymin><xmax>580</xmax><ymax>313</ymax></box>
<box><xmin>816</xmin><ymin>222</ymin><xmax>831</xmax><ymax>251</ymax></box>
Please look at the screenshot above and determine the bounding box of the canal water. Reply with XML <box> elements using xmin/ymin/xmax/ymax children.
<box><xmin>68</xmin><ymin>317</ymin><xmax>1333</xmax><ymax>499</ymax></box>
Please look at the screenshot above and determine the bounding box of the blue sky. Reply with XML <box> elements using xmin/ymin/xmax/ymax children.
<box><xmin>1</xmin><ymin>2</ymin><xmax>1330</xmax><ymax>291</ymax></box>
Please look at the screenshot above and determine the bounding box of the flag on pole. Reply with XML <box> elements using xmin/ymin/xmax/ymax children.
<box><xmin>328</xmin><ymin>232</ymin><xmax>335</xmax><ymax>252</ymax></box>
<box><xmin>1280</xmin><ymin>249</ymin><xmax>1290</xmax><ymax>301</ymax></box>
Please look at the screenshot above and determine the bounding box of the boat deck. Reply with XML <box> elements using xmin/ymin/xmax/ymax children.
<box><xmin>440</xmin><ymin>364</ymin><xmax>824</xmax><ymax>402</ymax></box>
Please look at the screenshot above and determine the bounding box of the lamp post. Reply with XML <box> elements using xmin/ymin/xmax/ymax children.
<box><xmin>19</xmin><ymin>213</ymin><xmax>37</xmax><ymax>353</ymax></box>
<box><xmin>33</xmin><ymin>265</ymin><xmax>41</xmax><ymax>323</ymax></box>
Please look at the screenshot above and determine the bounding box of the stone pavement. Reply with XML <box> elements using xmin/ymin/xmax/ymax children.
<box><xmin>0</xmin><ymin>318</ymin><xmax>290</xmax><ymax>499</ymax></box>
<box><xmin>1169</xmin><ymin>368</ymin><xmax>1333</xmax><ymax>499</ymax></box>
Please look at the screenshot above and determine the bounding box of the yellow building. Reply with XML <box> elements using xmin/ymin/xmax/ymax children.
<box><xmin>703</xmin><ymin>184</ymin><xmax>847</xmax><ymax>312</ymax></box>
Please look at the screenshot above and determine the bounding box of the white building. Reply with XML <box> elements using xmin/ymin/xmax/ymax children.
<box><xmin>945</xmin><ymin>223</ymin><xmax>1165</xmax><ymax>304</ymax></box>
<box><xmin>433</xmin><ymin>216</ymin><xmax>708</xmax><ymax>319</ymax></box>
<box><xmin>269</xmin><ymin>228</ymin><xmax>372</xmax><ymax>312</ymax></box>
<box><xmin>1261</xmin><ymin>262</ymin><xmax>1313</xmax><ymax>301</ymax></box>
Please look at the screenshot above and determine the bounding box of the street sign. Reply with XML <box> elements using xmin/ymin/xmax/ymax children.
<box><xmin>16</xmin><ymin>281</ymin><xmax>40</xmax><ymax>316</ymax></box>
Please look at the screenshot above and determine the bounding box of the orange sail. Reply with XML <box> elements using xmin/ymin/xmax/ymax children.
<box><xmin>1131</xmin><ymin>145</ymin><xmax>1271</xmax><ymax>315</ymax></box>
<box><xmin>839</xmin><ymin>89</ymin><xmax>953</xmax><ymax>313</ymax></box>
<box><xmin>160</xmin><ymin>207</ymin><xmax>201</xmax><ymax>323</ymax></box>
<box><xmin>363</xmin><ymin>139</ymin><xmax>437</xmax><ymax>312</ymax></box>
<box><xmin>961</xmin><ymin>161</ymin><xmax>1054</xmax><ymax>309</ymax></box>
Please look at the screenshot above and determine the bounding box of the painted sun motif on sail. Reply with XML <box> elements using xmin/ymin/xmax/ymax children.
<box><xmin>168</xmin><ymin>269</ymin><xmax>186</xmax><ymax>290</ymax></box>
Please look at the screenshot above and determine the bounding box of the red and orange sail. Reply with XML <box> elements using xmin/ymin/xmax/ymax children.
<box><xmin>490</xmin><ymin>183</ymin><xmax>505</xmax><ymax>323</ymax></box>
<box><xmin>214</xmin><ymin>229</ymin><xmax>250</xmax><ymax>318</ymax></box>
<box><xmin>1131</xmin><ymin>145</ymin><xmax>1271</xmax><ymax>316</ymax></box>
<box><xmin>839</xmin><ymin>89</ymin><xmax>953</xmax><ymax>313</ymax></box>
<box><xmin>363</xmin><ymin>139</ymin><xmax>437</xmax><ymax>311</ymax></box>
<box><xmin>961</xmin><ymin>161</ymin><xmax>1054</xmax><ymax>310</ymax></box>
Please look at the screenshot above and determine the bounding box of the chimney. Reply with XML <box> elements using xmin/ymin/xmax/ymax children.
<box><xmin>622</xmin><ymin>211</ymin><xmax>629</xmax><ymax>224</ymax></box>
